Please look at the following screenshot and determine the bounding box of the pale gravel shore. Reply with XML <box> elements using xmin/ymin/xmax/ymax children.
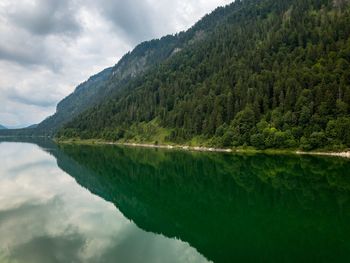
<box><xmin>109</xmin><ymin>142</ymin><xmax>350</xmax><ymax>159</ymax></box>
<box><xmin>115</xmin><ymin>142</ymin><xmax>233</xmax><ymax>153</ymax></box>
<box><xmin>57</xmin><ymin>139</ymin><xmax>350</xmax><ymax>159</ymax></box>
<box><xmin>296</xmin><ymin>151</ymin><xmax>350</xmax><ymax>158</ymax></box>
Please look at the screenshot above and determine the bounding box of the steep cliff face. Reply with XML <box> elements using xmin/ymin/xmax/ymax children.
<box><xmin>110</xmin><ymin>36</ymin><xmax>177</xmax><ymax>80</ymax></box>
<box><xmin>333</xmin><ymin>0</ymin><xmax>350</xmax><ymax>8</ymax></box>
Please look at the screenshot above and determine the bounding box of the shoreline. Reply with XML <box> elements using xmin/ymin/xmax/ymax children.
<box><xmin>296</xmin><ymin>151</ymin><xmax>350</xmax><ymax>158</ymax></box>
<box><xmin>116</xmin><ymin>142</ymin><xmax>233</xmax><ymax>153</ymax></box>
<box><xmin>57</xmin><ymin>139</ymin><xmax>350</xmax><ymax>159</ymax></box>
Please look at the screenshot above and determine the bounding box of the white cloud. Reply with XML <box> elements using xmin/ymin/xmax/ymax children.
<box><xmin>0</xmin><ymin>0</ymin><xmax>231</xmax><ymax>128</ymax></box>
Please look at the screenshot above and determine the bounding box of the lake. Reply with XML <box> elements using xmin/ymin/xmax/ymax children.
<box><xmin>0</xmin><ymin>139</ymin><xmax>349</xmax><ymax>263</ymax></box>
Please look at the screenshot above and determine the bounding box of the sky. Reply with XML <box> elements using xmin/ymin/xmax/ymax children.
<box><xmin>0</xmin><ymin>0</ymin><xmax>231</xmax><ymax>128</ymax></box>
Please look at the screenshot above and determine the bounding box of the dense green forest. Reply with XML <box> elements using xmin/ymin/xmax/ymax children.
<box><xmin>51</xmin><ymin>0</ymin><xmax>350</xmax><ymax>150</ymax></box>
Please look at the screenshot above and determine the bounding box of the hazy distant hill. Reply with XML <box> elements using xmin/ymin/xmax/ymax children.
<box><xmin>0</xmin><ymin>124</ymin><xmax>7</xmax><ymax>130</ymax></box>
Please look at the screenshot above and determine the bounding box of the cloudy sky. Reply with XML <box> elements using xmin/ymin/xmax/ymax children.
<box><xmin>0</xmin><ymin>0</ymin><xmax>231</xmax><ymax>128</ymax></box>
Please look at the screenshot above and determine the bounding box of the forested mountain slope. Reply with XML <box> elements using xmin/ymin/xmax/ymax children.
<box><xmin>36</xmin><ymin>67</ymin><xmax>113</xmax><ymax>134</ymax></box>
<box><xmin>58</xmin><ymin>0</ymin><xmax>350</xmax><ymax>150</ymax></box>
<box><xmin>0</xmin><ymin>36</ymin><xmax>181</xmax><ymax>136</ymax></box>
<box><xmin>36</xmin><ymin>36</ymin><xmax>180</xmax><ymax>134</ymax></box>
<box><xmin>60</xmin><ymin>0</ymin><xmax>350</xmax><ymax>150</ymax></box>
<box><xmin>2</xmin><ymin>5</ymin><xmax>228</xmax><ymax>137</ymax></box>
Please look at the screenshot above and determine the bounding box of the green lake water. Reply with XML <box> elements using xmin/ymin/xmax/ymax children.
<box><xmin>0</xmin><ymin>139</ymin><xmax>350</xmax><ymax>263</ymax></box>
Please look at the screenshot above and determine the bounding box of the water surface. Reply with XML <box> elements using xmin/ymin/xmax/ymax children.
<box><xmin>0</xmin><ymin>139</ymin><xmax>350</xmax><ymax>262</ymax></box>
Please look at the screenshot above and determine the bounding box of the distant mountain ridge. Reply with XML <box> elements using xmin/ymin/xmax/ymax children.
<box><xmin>0</xmin><ymin>124</ymin><xmax>7</xmax><ymax>130</ymax></box>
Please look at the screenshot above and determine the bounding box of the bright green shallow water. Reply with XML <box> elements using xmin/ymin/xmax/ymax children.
<box><xmin>0</xmin><ymin>139</ymin><xmax>350</xmax><ymax>263</ymax></box>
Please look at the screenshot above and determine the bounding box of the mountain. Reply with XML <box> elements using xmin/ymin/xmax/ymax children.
<box><xmin>36</xmin><ymin>67</ymin><xmax>113</xmax><ymax>134</ymax></box>
<box><xmin>0</xmin><ymin>124</ymin><xmax>7</xmax><ymax>130</ymax></box>
<box><xmin>36</xmin><ymin>42</ymin><xmax>172</xmax><ymax>134</ymax></box>
<box><xmin>25</xmin><ymin>5</ymin><xmax>232</xmax><ymax>136</ymax></box>
<box><xmin>26</xmin><ymin>124</ymin><xmax>38</xmax><ymax>129</ymax></box>
<box><xmin>5</xmin><ymin>0</ymin><xmax>349</xmax><ymax>150</ymax></box>
<box><xmin>55</xmin><ymin>0</ymin><xmax>350</xmax><ymax>151</ymax></box>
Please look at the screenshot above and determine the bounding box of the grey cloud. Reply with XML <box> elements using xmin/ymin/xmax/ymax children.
<box><xmin>0</xmin><ymin>23</ymin><xmax>63</xmax><ymax>70</ymax></box>
<box><xmin>10</xmin><ymin>235</ymin><xmax>86</xmax><ymax>263</ymax></box>
<box><xmin>8</xmin><ymin>91</ymin><xmax>59</xmax><ymax>108</ymax></box>
<box><xmin>0</xmin><ymin>44</ymin><xmax>60</xmax><ymax>69</ymax></box>
<box><xmin>7</xmin><ymin>0</ymin><xmax>81</xmax><ymax>37</ymax></box>
<box><xmin>0</xmin><ymin>199</ymin><xmax>86</xmax><ymax>263</ymax></box>
<box><xmin>0</xmin><ymin>46</ymin><xmax>41</xmax><ymax>66</ymax></box>
<box><xmin>2</xmin><ymin>86</ymin><xmax>60</xmax><ymax>108</ymax></box>
<box><xmin>96</xmin><ymin>0</ymin><xmax>157</xmax><ymax>43</ymax></box>
<box><xmin>0</xmin><ymin>0</ymin><xmax>77</xmax><ymax>70</ymax></box>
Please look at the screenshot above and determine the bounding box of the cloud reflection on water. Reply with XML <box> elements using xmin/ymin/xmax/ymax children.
<box><xmin>0</xmin><ymin>142</ymin><xmax>209</xmax><ymax>263</ymax></box>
